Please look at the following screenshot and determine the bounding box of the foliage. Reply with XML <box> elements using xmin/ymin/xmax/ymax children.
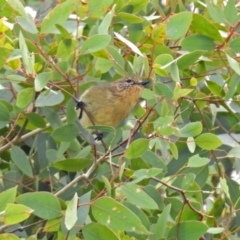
<box><xmin>0</xmin><ymin>0</ymin><xmax>240</xmax><ymax>239</ymax></box>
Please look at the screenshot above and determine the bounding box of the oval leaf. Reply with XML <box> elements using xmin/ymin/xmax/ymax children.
<box><xmin>16</xmin><ymin>192</ymin><xmax>62</xmax><ymax>220</ymax></box>
<box><xmin>81</xmin><ymin>34</ymin><xmax>111</xmax><ymax>54</ymax></box>
<box><xmin>41</xmin><ymin>0</ymin><xmax>73</xmax><ymax>33</ymax></box>
<box><xmin>16</xmin><ymin>88</ymin><xmax>35</xmax><ymax>109</ymax></box>
<box><xmin>0</xmin><ymin>103</ymin><xmax>10</xmax><ymax>128</ymax></box>
<box><xmin>35</xmin><ymin>90</ymin><xmax>64</xmax><ymax>107</ymax></box>
<box><xmin>187</xmin><ymin>154</ymin><xmax>210</xmax><ymax>167</ymax></box>
<box><xmin>167</xmin><ymin>12</ymin><xmax>192</xmax><ymax>39</ymax></box>
<box><xmin>120</xmin><ymin>184</ymin><xmax>158</xmax><ymax>209</ymax></box>
<box><xmin>91</xmin><ymin>197</ymin><xmax>151</xmax><ymax>235</ymax></box>
<box><xmin>195</xmin><ymin>133</ymin><xmax>222</xmax><ymax>150</ymax></box>
<box><xmin>65</xmin><ymin>193</ymin><xmax>78</xmax><ymax>230</ymax></box>
<box><xmin>0</xmin><ymin>187</ymin><xmax>18</xmax><ymax>212</ymax></box>
<box><xmin>83</xmin><ymin>223</ymin><xmax>120</xmax><ymax>240</ymax></box>
<box><xmin>4</xmin><ymin>203</ymin><xmax>33</xmax><ymax>225</ymax></box>
<box><xmin>181</xmin><ymin>35</ymin><xmax>215</xmax><ymax>51</ymax></box>
<box><xmin>34</xmin><ymin>72</ymin><xmax>52</xmax><ymax>92</ymax></box>
<box><xmin>10</xmin><ymin>145</ymin><xmax>33</xmax><ymax>177</ymax></box>
<box><xmin>52</xmin><ymin>158</ymin><xmax>92</xmax><ymax>172</ymax></box>
<box><xmin>180</xmin><ymin>122</ymin><xmax>202</xmax><ymax>137</ymax></box>
<box><xmin>126</xmin><ymin>139</ymin><xmax>149</xmax><ymax>159</ymax></box>
<box><xmin>168</xmin><ymin>221</ymin><xmax>208</xmax><ymax>240</ymax></box>
<box><xmin>51</xmin><ymin>124</ymin><xmax>79</xmax><ymax>142</ymax></box>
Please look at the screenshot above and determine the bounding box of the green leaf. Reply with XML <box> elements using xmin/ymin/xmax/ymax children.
<box><xmin>55</xmin><ymin>24</ymin><xmax>71</xmax><ymax>39</ymax></box>
<box><xmin>0</xmin><ymin>47</ymin><xmax>12</xmax><ymax>69</ymax></box>
<box><xmin>130</xmin><ymin>0</ymin><xmax>149</xmax><ymax>12</ymax></box>
<box><xmin>177</xmin><ymin>51</ymin><xmax>203</xmax><ymax>70</ymax></box>
<box><xmin>170</xmin><ymin>61</ymin><xmax>180</xmax><ymax>82</ymax></box>
<box><xmin>16</xmin><ymin>87</ymin><xmax>35</xmax><ymax>109</ymax></box>
<box><xmin>83</xmin><ymin>223</ymin><xmax>120</xmax><ymax>240</ymax></box>
<box><xmin>114</xmin><ymin>32</ymin><xmax>143</xmax><ymax>56</ymax></box>
<box><xmin>16</xmin><ymin>192</ymin><xmax>62</xmax><ymax>220</ymax></box>
<box><xmin>151</xmin><ymin>23</ymin><xmax>166</xmax><ymax>44</ymax></box>
<box><xmin>153</xmin><ymin>54</ymin><xmax>174</xmax><ymax>76</ymax></box>
<box><xmin>180</xmin><ymin>122</ymin><xmax>202</xmax><ymax>137</ymax></box>
<box><xmin>102</xmin><ymin>175</ymin><xmax>112</xmax><ymax>196</ymax></box>
<box><xmin>6</xmin><ymin>0</ymin><xmax>28</xmax><ymax>17</ymax></box>
<box><xmin>41</xmin><ymin>0</ymin><xmax>74</xmax><ymax>33</ymax></box>
<box><xmin>0</xmin><ymin>187</ymin><xmax>17</xmax><ymax>212</ymax></box>
<box><xmin>91</xmin><ymin>197</ymin><xmax>151</xmax><ymax>234</ymax></box>
<box><xmin>154</xmin><ymin>204</ymin><xmax>171</xmax><ymax>239</ymax></box>
<box><xmin>57</xmin><ymin>39</ymin><xmax>78</xmax><ymax>58</ymax></box>
<box><xmin>44</xmin><ymin>218</ymin><xmax>61</xmax><ymax>232</ymax></box>
<box><xmin>131</xmin><ymin>168</ymin><xmax>162</xmax><ymax>184</ymax></box>
<box><xmin>226</xmin><ymin>54</ymin><xmax>240</xmax><ymax>75</ymax></box>
<box><xmin>34</xmin><ymin>72</ymin><xmax>52</xmax><ymax>92</ymax></box>
<box><xmin>225</xmin><ymin>73</ymin><xmax>239</xmax><ymax>100</ymax></box>
<box><xmin>117</xmin><ymin>12</ymin><xmax>144</xmax><ymax>23</ymax></box>
<box><xmin>65</xmin><ymin>193</ymin><xmax>78</xmax><ymax>230</ymax></box>
<box><xmin>187</xmin><ymin>137</ymin><xmax>196</xmax><ymax>153</ymax></box>
<box><xmin>98</xmin><ymin>11</ymin><xmax>114</xmax><ymax>34</ymax></box>
<box><xmin>168</xmin><ymin>221</ymin><xmax>208</xmax><ymax>240</ymax></box>
<box><xmin>4</xmin><ymin>203</ymin><xmax>33</xmax><ymax>224</ymax></box>
<box><xmin>51</xmin><ymin>124</ymin><xmax>79</xmax><ymax>142</ymax></box>
<box><xmin>66</xmin><ymin>99</ymin><xmax>77</xmax><ymax>124</ymax></box>
<box><xmin>207</xmin><ymin>227</ymin><xmax>224</xmax><ymax>234</ymax></box>
<box><xmin>124</xmin><ymin>201</ymin><xmax>151</xmax><ymax>230</ymax></box>
<box><xmin>181</xmin><ymin>35</ymin><xmax>215</xmax><ymax>51</ymax></box>
<box><xmin>88</xmin><ymin>0</ymin><xmax>113</xmax><ymax>18</ymax></box>
<box><xmin>19</xmin><ymin>31</ymin><xmax>35</xmax><ymax>75</ymax></box>
<box><xmin>154</xmin><ymin>116</ymin><xmax>174</xmax><ymax>128</ymax></box>
<box><xmin>35</xmin><ymin>90</ymin><xmax>64</xmax><ymax>107</ymax></box>
<box><xmin>121</xmin><ymin>184</ymin><xmax>159</xmax><ymax>209</ymax></box>
<box><xmin>205</xmin><ymin>1</ymin><xmax>225</xmax><ymax>23</ymax></box>
<box><xmin>10</xmin><ymin>145</ymin><xmax>33</xmax><ymax>177</ymax></box>
<box><xmin>27</xmin><ymin>112</ymin><xmax>46</xmax><ymax>128</ymax></box>
<box><xmin>0</xmin><ymin>234</ymin><xmax>20</xmax><ymax>240</ymax></box>
<box><xmin>195</xmin><ymin>133</ymin><xmax>222</xmax><ymax>150</ymax></box>
<box><xmin>195</xmin><ymin>92</ymin><xmax>207</xmax><ymax>109</ymax></box>
<box><xmin>126</xmin><ymin>138</ymin><xmax>149</xmax><ymax>159</ymax></box>
<box><xmin>95</xmin><ymin>58</ymin><xmax>113</xmax><ymax>73</ymax></box>
<box><xmin>167</xmin><ymin>12</ymin><xmax>192</xmax><ymax>39</ymax></box>
<box><xmin>16</xmin><ymin>16</ymin><xmax>38</xmax><ymax>34</ymax></box>
<box><xmin>52</xmin><ymin>158</ymin><xmax>92</xmax><ymax>172</ymax></box>
<box><xmin>87</xmin><ymin>125</ymin><xmax>116</xmax><ymax>133</ymax></box>
<box><xmin>190</xmin><ymin>13</ymin><xmax>222</xmax><ymax>42</ymax></box>
<box><xmin>226</xmin><ymin>178</ymin><xmax>240</xmax><ymax>204</ymax></box>
<box><xmin>224</xmin><ymin>0</ymin><xmax>238</xmax><ymax>25</ymax></box>
<box><xmin>187</xmin><ymin>154</ymin><xmax>210</xmax><ymax>167</ymax></box>
<box><xmin>81</xmin><ymin>34</ymin><xmax>111</xmax><ymax>54</ymax></box>
<box><xmin>206</xmin><ymin>80</ymin><xmax>224</xmax><ymax>97</ymax></box>
<box><xmin>229</xmin><ymin>37</ymin><xmax>240</xmax><ymax>53</ymax></box>
<box><xmin>0</xmin><ymin>102</ymin><xmax>10</xmax><ymax>128</ymax></box>
<box><xmin>154</xmin><ymin>82</ymin><xmax>173</xmax><ymax>99</ymax></box>
<box><xmin>106</xmin><ymin>45</ymin><xmax>126</xmax><ymax>75</ymax></box>
<box><xmin>173</xmin><ymin>86</ymin><xmax>193</xmax><ymax>99</ymax></box>
<box><xmin>7</xmin><ymin>74</ymin><xmax>26</xmax><ymax>82</ymax></box>
<box><xmin>169</xmin><ymin>142</ymin><xmax>178</xmax><ymax>159</ymax></box>
<box><xmin>141</xmin><ymin>88</ymin><xmax>155</xmax><ymax>100</ymax></box>
<box><xmin>227</xmin><ymin>147</ymin><xmax>240</xmax><ymax>158</ymax></box>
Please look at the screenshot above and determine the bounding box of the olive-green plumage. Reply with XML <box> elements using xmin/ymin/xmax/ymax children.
<box><xmin>76</xmin><ymin>78</ymin><xmax>148</xmax><ymax>127</ymax></box>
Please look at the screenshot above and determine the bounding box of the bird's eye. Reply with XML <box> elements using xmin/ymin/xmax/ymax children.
<box><xmin>126</xmin><ymin>79</ymin><xmax>133</xmax><ymax>83</ymax></box>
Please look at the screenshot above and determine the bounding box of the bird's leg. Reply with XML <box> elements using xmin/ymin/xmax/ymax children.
<box><xmin>94</xmin><ymin>132</ymin><xmax>104</xmax><ymax>141</ymax></box>
<box><xmin>76</xmin><ymin>101</ymin><xmax>106</xmax><ymax>150</ymax></box>
<box><xmin>75</xmin><ymin>101</ymin><xmax>84</xmax><ymax>119</ymax></box>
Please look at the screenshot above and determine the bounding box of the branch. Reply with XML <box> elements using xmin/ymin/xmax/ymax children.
<box><xmin>0</xmin><ymin>117</ymin><xmax>66</xmax><ymax>154</ymax></box>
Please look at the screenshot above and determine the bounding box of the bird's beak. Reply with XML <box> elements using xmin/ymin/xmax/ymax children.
<box><xmin>139</xmin><ymin>80</ymin><xmax>149</xmax><ymax>86</ymax></box>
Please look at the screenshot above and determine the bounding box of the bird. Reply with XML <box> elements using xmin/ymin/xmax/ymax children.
<box><xmin>75</xmin><ymin>77</ymin><xmax>149</xmax><ymax>130</ymax></box>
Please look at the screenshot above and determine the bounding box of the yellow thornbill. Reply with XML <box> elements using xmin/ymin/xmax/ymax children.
<box><xmin>76</xmin><ymin>78</ymin><xmax>149</xmax><ymax>128</ymax></box>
